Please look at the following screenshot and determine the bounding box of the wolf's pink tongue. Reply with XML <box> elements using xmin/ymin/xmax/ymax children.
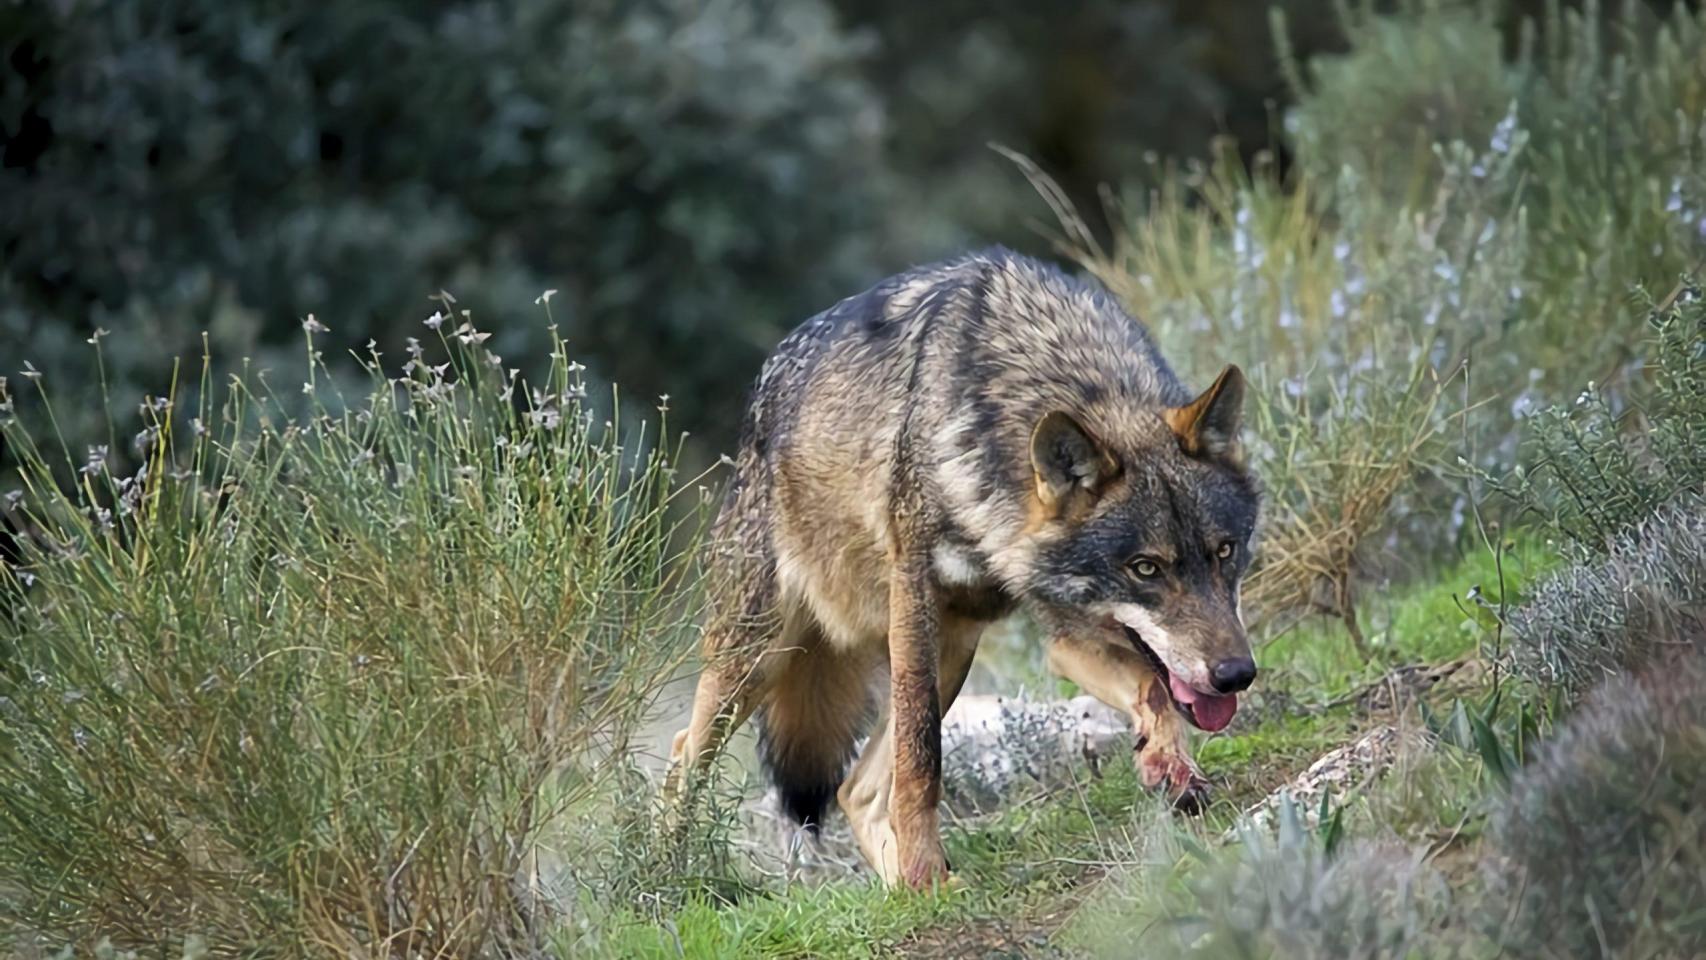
<box><xmin>1169</xmin><ymin>675</ymin><xmax>1238</xmax><ymax>732</ymax></box>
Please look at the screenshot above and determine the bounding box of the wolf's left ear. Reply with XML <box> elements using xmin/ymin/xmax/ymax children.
<box><xmin>1031</xmin><ymin>411</ymin><xmax>1118</xmax><ymax>514</ymax></box>
<box><xmin>1163</xmin><ymin>364</ymin><xmax>1245</xmax><ymax>464</ymax></box>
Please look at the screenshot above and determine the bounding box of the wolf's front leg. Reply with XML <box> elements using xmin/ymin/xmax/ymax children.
<box><xmin>841</xmin><ymin>618</ymin><xmax>982</xmax><ymax>885</ymax></box>
<box><xmin>886</xmin><ymin>548</ymin><xmax>950</xmax><ymax>889</ymax></box>
<box><xmin>1046</xmin><ymin>633</ymin><xmax>1210</xmax><ymax>812</ymax></box>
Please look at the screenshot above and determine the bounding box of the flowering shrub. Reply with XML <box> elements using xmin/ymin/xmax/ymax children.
<box><xmin>1021</xmin><ymin>1</ymin><xmax>1706</xmax><ymax>632</ymax></box>
<box><xmin>0</xmin><ymin>309</ymin><xmax>713</xmax><ymax>954</ymax></box>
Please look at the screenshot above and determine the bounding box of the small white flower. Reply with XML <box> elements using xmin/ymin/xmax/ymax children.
<box><xmin>86</xmin><ymin>327</ymin><xmax>111</xmax><ymax>345</ymax></box>
<box><xmin>535</xmin><ymin>289</ymin><xmax>559</xmax><ymax>305</ymax></box>
<box><xmin>425</xmin><ymin>311</ymin><xmax>446</xmax><ymax>330</ymax></box>
<box><xmin>302</xmin><ymin>314</ymin><xmax>329</xmax><ymax>334</ymax></box>
<box><xmin>80</xmin><ymin>445</ymin><xmax>109</xmax><ymax>476</ymax></box>
<box><xmin>1489</xmin><ymin>105</ymin><xmax>1518</xmax><ymax>155</ymax></box>
<box><xmin>21</xmin><ymin>361</ymin><xmax>42</xmax><ymax>382</ymax></box>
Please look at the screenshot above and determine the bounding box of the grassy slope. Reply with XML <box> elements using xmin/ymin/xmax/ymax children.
<box><xmin>579</xmin><ymin>542</ymin><xmax>1554</xmax><ymax>958</ymax></box>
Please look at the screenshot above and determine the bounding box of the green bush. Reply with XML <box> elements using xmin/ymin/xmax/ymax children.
<box><xmin>1279</xmin><ymin>0</ymin><xmax>1706</xmax><ymax>347</ymax></box>
<box><xmin>1516</xmin><ymin>0</ymin><xmax>1706</xmax><ymax>354</ymax></box>
<box><xmin>1067</xmin><ymin>652</ymin><xmax>1706</xmax><ymax>960</ymax></box>
<box><xmin>0</xmin><ymin>316</ymin><xmax>711</xmax><ymax>953</ymax></box>
<box><xmin>1494</xmin><ymin>285</ymin><xmax>1706</xmax><ymax>557</ymax></box>
<box><xmin>1277</xmin><ymin>0</ymin><xmax>1515</xmax><ymax>206</ymax></box>
<box><xmin>1507</xmin><ymin>493</ymin><xmax>1706</xmax><ymax>698</ymax></box>
<box><xmin>1069</xmin><ymin>798</ymin><xmax>1467</xmax><ymax>959</ymax></box>
<box><xmin>1490</xmin><ymin>651</ymin><xmax>1706</xmax><ymax>958</ymax></box>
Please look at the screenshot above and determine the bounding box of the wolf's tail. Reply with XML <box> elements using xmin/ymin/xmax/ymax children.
<box><xmin>755</xmin><ymin>647</ymin><xmax>875</xmax><ymax>832</ymax></box>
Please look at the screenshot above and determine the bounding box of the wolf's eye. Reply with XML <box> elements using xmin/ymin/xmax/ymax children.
<box><xmin>1130</xmin><ymin>558</ymin><xmax>1162</xmax><ymax>579</ymax></box>
<box><xmin>1216</xmin><ymin>542</ymin><xmax>1236</xmax><ymax>561</ymax></box>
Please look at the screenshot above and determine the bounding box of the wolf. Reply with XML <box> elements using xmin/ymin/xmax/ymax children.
<box><xmin>664</xmin><ymin>248</ymin><xmax>1260</xmax><ymax>888</ymax></box>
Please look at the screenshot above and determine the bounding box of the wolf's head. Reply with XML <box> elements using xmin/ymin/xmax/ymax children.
<box><xmin>1023</xmin><ymin>365</ymin><xmax>1260</xmax><ymax>731</ymax></box>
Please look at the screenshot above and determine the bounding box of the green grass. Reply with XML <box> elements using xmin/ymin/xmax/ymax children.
<box><xmin>583</xmin><ymin>884</ymin><xmax>968</xmax><ymax>960</ymax></box>
<box><xmin>1197</xmin><ymin>710</ymin><xmax>1355</xmax><ymax>783</ymax></box>
<box><xmin>1255</xmin><ymin>537</ymin><xmax>1557</xmax><ymax>701</ymax></box>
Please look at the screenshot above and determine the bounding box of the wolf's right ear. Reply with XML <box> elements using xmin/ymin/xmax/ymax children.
<box><xmin>1163</xmin><ymin>364</ymin><xmax>1245</xmax><ymax>464</ymax></box>
<box><xmin>1031</xmin><ymin>411</ymin><xmax>1117</xmax><ymax>514</ymax></box>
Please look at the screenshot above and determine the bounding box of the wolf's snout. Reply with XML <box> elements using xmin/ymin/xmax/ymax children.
<box><xmin>1209</xmin><ymin>657</ymin><xmax>1257</xmax><ymax>694</ymax></box>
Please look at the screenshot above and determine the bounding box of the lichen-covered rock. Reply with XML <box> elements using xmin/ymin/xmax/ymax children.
<box><xmin>941</xmin><ymin>694</ymin><xmax>1131</xmax><ymax>815</ymax></box>
<box><xmin>1230</xmin><ymin>724</ymin><xmax>1434</xmax><ymax>840</ymax></box>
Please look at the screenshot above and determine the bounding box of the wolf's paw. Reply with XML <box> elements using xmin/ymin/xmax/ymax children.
<box><xmin>898</xmin><ymin>841</ymin><xmax>953</xmax><ymax>891</ymax></box>
<box><xmin>1170</xmin><ymin>777</ymin><xmax>1210</xmax><ymax>814</ymax></box>
<box><xmin>1138</xmin><ymin>740</ymin><xmax>1210</xmax><ymax>814</ymax></box>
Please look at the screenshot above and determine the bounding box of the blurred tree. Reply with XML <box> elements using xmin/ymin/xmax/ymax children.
<box><xmin>829</xmin><ymin>0</ymin><xmax>1346</xmax><ymax>252</ymax></box>
<box><xmin>0</xmin><ymin>0</ymin><xmax>1362</xmax><ymax>464</ymax></box>
<box><xmin>2</xmin><ymin>0</ymin><xmax>897</xmax><ymax>457</ymax></box>
<box><xmin>830</xmin><ymin>0</ymin><xmax>1220</xmax><ymax>252</ymax></box>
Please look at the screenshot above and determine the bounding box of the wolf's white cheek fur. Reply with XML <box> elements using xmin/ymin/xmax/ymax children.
<box><xmin>1105</xmin><ymin>602</ymin><xmax>1212</xmax><ymax>690</ymax></box>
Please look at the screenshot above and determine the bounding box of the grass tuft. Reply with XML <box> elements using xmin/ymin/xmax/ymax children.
<box><xmin>0</xmin><ymin>315</ymin><xmax>713</xmax><ymax>955</ymax></box>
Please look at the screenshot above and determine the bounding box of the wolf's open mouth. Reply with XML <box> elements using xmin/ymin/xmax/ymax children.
<box><xmin>1120</xmin><ymin>627</ymin><xmax>1239</xmax><ymax>732</ymax></box>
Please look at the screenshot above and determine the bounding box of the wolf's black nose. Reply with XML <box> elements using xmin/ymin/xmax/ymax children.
<box><xmin>1210</xmin><ymin>657</ymin><xmax>1257</xmax><ymax>694</ymax></box>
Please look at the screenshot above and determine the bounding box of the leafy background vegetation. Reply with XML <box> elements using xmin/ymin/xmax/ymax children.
<box><xmin>4</xmin><ymin>0</ymin><xmax>1706</xmax><ymax>957</ymax></box>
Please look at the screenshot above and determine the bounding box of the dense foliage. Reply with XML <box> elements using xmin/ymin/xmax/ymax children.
<box><xmin>1054</xmin><ymin>0</ymin><xmax>1706</xmax><ymax>633</ymax></box>
<box><xmin>0</xmin><ymin>323</ymin><xmax>709</xmax><ymax>953</ymax></box>
<box><xmin>2</xmin><ymin>0</ymin><xmax>1328</xmax><ymax>467</ymax></box>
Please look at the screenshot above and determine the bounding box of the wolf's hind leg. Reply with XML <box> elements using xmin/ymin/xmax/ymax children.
<box><xmin>838</xmin><ymin>617</ymin><xmax>982</xmax><ymax>886</ymax></box>
<box><xmin>664</xmin><ymin>645</ymin><xmax>771</xmax><ymax>805</ymax></box>
<box><xmin>1046</xmin><ymin>632</ymin><xmax>1209</xmax><ymax>812</ymax></box>
<box><xmin>664</xmin><ymin>505</ymin><xmax>783</xmax><ymax>804</ymax></box>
